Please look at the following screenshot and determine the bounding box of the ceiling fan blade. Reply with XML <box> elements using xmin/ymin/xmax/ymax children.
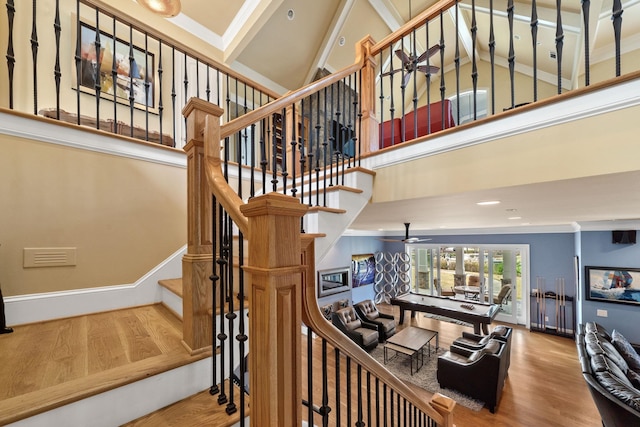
<box><xmin>379</xmin><ymin>238</ymin><xmax>402</xmax><ymax>242</ymax></box>
<box><xmin>416</xmin><ymin>65</ymin><xmax>440</xmax><ymax>75</ymax></box>
<box><xmin>395</xmin><ymin>49</ymin><xmax>411</xmax><ymax>65</ymax></box>
<box><xmin>416</xmin><ymin>44</ymin><xmax>441</xmax><ymax>63</ymax></box>
<box><xmin>380</xmin><ymin>68</ymin><xmax>401</xmax><ymax>77</ymax></box>
<box><xmin>402</xmin><ymin>72</ymin><xmax>412</xmax><ymax>87</ymax></box>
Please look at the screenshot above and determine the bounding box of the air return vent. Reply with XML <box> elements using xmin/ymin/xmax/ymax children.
<box><xmin>24</xmin><ymin>247</ymin><xmax>77</xmax><ymax>268</ymax></box>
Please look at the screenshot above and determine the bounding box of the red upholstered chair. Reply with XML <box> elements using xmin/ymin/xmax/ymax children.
<box><xmin>403</xmin><ymin>99</ymin><xmax>455</xmax><ymax>141</ymax></box>
<box><xmin>379</xmin><ymin>118</ymin><xmax>402</xmax><ymax>148</ymax></box>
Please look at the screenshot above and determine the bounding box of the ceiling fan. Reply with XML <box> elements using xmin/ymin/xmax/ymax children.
<box><xmin>379</xmin><ymin>223</ymin><xmax>432</xmax><ymax>243</ymax></box>
<box><xmin>381</xmin><ymin>44</ymin><xmax>441</xmax><ymax>88</ymax></box>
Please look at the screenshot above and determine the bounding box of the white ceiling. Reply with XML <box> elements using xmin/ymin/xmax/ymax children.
<box><xmin>167</xmin><ymin>0</ymin><xmax>640</xmax><ymax>236</ymax></box>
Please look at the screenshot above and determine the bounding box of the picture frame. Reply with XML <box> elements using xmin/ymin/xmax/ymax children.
<box><xmin>585</xmin><ymin>266</ymin><xmax>640</xmax><ymax>305</ymax></box>
<box><xmin>73</xmin><ymin>18</ymin><xmax>157</xmax><ymax>113</ymax></box>
<box><xmin>351</xmin><ymin>253</ymin><xmax>375</xmax><ymax>288</ymax></box>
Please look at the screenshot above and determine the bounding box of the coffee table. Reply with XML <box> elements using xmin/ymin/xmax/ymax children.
<box><xmin>383</xmin><ymin>326</ymin><xmax>439</xmax><ymax>375</ymax></box>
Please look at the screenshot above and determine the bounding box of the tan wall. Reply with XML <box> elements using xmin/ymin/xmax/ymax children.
<box><xmin>372</xmin><ymin>103</ymin><xmax>640</xmax><ymax>203</ymax></box>
<box><xmin>0</xmin><ymin>133</ymin><xmax>187</xmax><ymax>297</ymax></box>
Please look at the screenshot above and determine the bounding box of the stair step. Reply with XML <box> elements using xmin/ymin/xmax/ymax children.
<box><xmin>159</xmin><ymin>278</ymin><xmax>183</xmax><ymax>297</ymax></box>
<box><xmin>123</xmin><ymin>380</ymin><xmax>248</xmax><ymax>427</ymax></box>
<box><xmin>307</xmin><ymin>205</ymin><xmax>347</xmax><ymax>214</ymax></box>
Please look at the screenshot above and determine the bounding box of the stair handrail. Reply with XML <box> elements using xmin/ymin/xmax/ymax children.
<box><xmin>299</xmin><ymin>235</ymin><xmax>455</xmax><ymax>426</ymax></box>
<box><xmin>220</xmin><ymin>35</ymin><xmax>371</xmax><ymax>141</ymax></box>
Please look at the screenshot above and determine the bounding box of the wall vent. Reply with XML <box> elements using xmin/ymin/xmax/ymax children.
<box><xmin>24</xmin><ymin>247</ymin><xmax>77</xmax><ymax>268</ymax></box>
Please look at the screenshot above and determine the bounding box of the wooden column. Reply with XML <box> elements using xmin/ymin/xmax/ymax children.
<box><xmin>182</xmin><ymin>98</ymin><xmax>224</xmax><ymax>354</ymax></box>
<box><xmin>357</xmin><ymin>36</ymin><xmax>379</xmax><ymax>155</ymax></box>
<box><xmin>240</xmin><ymin>193</ymin><xmax>307</xmax><ymax>427</ymax></box>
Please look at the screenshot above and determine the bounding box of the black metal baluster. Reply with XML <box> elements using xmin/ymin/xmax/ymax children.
<box><xmin>582</xmin><ymin>0</ymin><xmax>590</xmax><ymax>86</ymax></box>
<box><xmin>260</xmin><ymin>92</ymin><xmax>267</xmax><ymax>194</ymax></box>
<box><xmin>507</xmin><ymin>0</ymin><xmax>515</xmax><ymax>109</ymax></box>
<box><xmin>30</xmin><ymin>0</ymin><xmax>39</xmax><ymax>115</ymax></box>
<box><xmin>196</xmin><ymin>58</ymin><xmax>200</xmax><ymax>98</ymax></box>
<box><xmin>209</xmin><ymin>197</ymin><xmax>219</xmax><ymax>396</ymax></box>
<box><xmin>390</xmin><ymin>389</ymin><xmax>394</xmax><ymax>426</ymax></box>
<box><xmin>425</xmin><ymin>19</ymin><xmax>432</xmax><ymax>134</ymax></box>
<box><xmin>307</xmin><ymin>327</ymin><xmax>314</xmax><ymax>426</ymax></box>
<box><xmin>366</xmin><ymin>372</ymin><xmax>371</xmax><ymax>427</ymax></box>
<box><xmin>299</xmin><ymin>98</ymin><xmax>307</xmax><ymax>232</ymax></box>
<box><xmin>411</xmin><ymin>29</ymin><xmax>418</xmax><ymax>139</ymax></box>
<box><xmin>347</xmin><ymin>73</ymin><xmax>354</xmax><ymax>168</ymax></box>
<box><xmin>224</xmin><ymin>217</ymin><xmax>237</xmax><ymax>415</ymax></box>
<box><xmin>439</xmin><ymin>12</ymin><xmax>446</xmax><ymax>119</ymax></box>
<box><xmin>329</xmin><ymin>83</ymin><xmax>335</xmax><ymax>186</ymax></box>
<box><xmin>112</xmin><ymin>18</ymin><xmax>118</xmax><ymax>132</ymax></box>
<box><xmin>290</xmin><ymin>103</ymin><xmax>297</xmax><ymax>199</ymax></box>
<box><xmin>612</xmin><ymin>0</ymin><xmax>622</xmax><ymax>77</ymax></box>
<box><xmin>378</xmin><ymin>50</ymin><xmax>385</xmax><ymax>148</ymax></box>
<box><xmin>6</xmin><ymin>0</ymin><xmax>15</xmax><ymax>109</ymax></box>
<box><xmin>158</xmin><ymin>40</ymin><xmax>165</xmax><ymax>143</ymax></box>
<box><xmin>54</xmin><ymin>0</ymin><xmax>61</xmax><ymax>118</ymax></box>
<box><xmin>271</xmin><ymin>113</ymin><xmax>279</xmax><ymax>191</ymax></box>
<box><xmin>531</xmin><ymin>0</ymin><xmax>539</xmax><ymax>101</ymax></box>
<box><xmin>250</xmin><ymin>87</ymin><xmax>256</xmax><ymax>198</ymax></box>
<box><xmin>355</xmin><ymin>364</ymin><xmax>364</xmax><ymax>427</ymax></box>
<box><xmin>281</xmin><ymin>107</ymin><xmax>288</xmax><ymax>193</ymax></box>
<box><xmin>237</xmin><ymin>226</ymin><xmax>246</xmax><ymax>425</ymax></box>
<box><xmin>388</xmin><ymin>45</ymin><xmax>396</xmax><ymax>146</ymax></box>
<box><xmin>471</xmin><ymin>0</ymin><xmax>478</xmax><ymax>120</ymax></box>
<box><xmin>489</xmin><ymin>0</ymin><xmax>496</xmax><ymax>115</ymax></box>
<box><xmin>171</xmin><ymin>46</ymin><xmax>176</xmax><ymax>146</ymax></box>
<box><xmin>375</xmin><ymin>377</ymin><xmax>380</xmax><ymax>427</ymax></box>
<box><xmin>206</xmin><ymin>64</ymin><xmax>211</xmax><ymax>102</ymax></box>
<box><xmin>314</xmin><ymin>91</ymin><xmax>321</xmax><ymax>205</ymax></box>
<box><xmin>400</xmin><ymin>37</ymin><xmax>406</xmax><ymax>142</ymax></box>
<box><xmin>340</xmin><ymin>77</ymin><xmax>346</xmax><ymax>183</ymax></box>
<box><xmin>93</xmin><ymin>10</ymin><xmax>101</xmax><ymax>126</ymax></box>
<box><xmin>128</xmin><ymin>26</ymin><xmax>135</xmax><ymax>136</ymax></box>
<box><xmin>322</xmin><ymin>87</ymin><xmax>328</xmax><ymax>205</ymax></box>
<box><xmin>555</xmin><ymin>0</ymin><xmax>564</xmax><ymax>94</ymax></box>
<box><xmin>356</xmin><ymin>71</ymin><xmax>362</xmax><ymax>165</ymax></box>
<box><xmin>183</xmin><ymin>51</ymin><xmax>188</xmax><ymax>135</ymax></box>
<box><xmin>454</xmin><ymin>0</ymin><xmax>460</xmax><ymax>126</ymax></box>
<box><xmin>216</xmin><ymin>208</ymin><xmax>228</xmax><ymax>406</ymax></box>
<box><xmin>320</xmin><ymin>339</ymin><xmax>330</xmax><ymax>427</ymax></box>
<box><xmin>396</xmin><ymin>393</ymin><xmax>401</xmax><ymax>425</ymax></box>
<box><xmin>144</xmin><ymin>33</ymin><xmax>150</xmax><ymax>140</ymax></box>
<box><xmin>383</xmin><ymin>383</ymin><xmax>388</xmax><ymax>427</ymax></box>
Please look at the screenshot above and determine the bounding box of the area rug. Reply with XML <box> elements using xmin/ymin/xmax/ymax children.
<box><xmin>370</xmin><ymin>345</ymin><xmax>484</xmax><ymax>411</ymax></box>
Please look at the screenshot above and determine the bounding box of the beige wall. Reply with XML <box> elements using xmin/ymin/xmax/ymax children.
<box><xmin>372</xmin><ymin>103</ymin><xmax>640</xmax><ymax>203</ymax></box>
<box><xmin>0</xmin><ymin>133</ymin><xmax>187</xmax><ymax>297</ymax></box>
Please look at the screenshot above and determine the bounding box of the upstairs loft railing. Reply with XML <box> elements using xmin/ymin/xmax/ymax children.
<box><xmin>1</xmin><ymin>0</ymin><xmax>278</xmax><ymax>149</ymax></box>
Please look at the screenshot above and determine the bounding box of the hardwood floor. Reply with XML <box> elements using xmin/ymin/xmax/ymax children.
<box><xmin>0</xmin><ymin>302</ymin><xmax>602</xmax><ymax>426</ymax></box>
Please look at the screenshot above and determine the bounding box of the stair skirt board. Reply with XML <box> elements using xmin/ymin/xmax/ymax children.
<box><xmin>7</xmin><ymin>357</ymin><xmax>213</xmax><ymax>427</ymax></box>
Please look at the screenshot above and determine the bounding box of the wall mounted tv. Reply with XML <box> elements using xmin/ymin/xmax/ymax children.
<box><xmin>612</xmin><ymin>230</ymin><xmax>636</xmax><ymax>244</ymax></box>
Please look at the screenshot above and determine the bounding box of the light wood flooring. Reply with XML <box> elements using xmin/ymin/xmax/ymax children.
<box><xmin>0</xmin><ymin>302</ymin><xmax>602</xmax><ymax>426</ymax></box>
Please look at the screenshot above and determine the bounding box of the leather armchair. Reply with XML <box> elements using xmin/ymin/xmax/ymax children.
<box><xmin>353</xmin><ymin>299</ymin><xmax>396</xmax><ymax>342</ymax></box>
<box><xmin>437</xmin><ymin>339</ymin><xmax>508</xmax><ymax>413</ymax></box>
<box><xmin>453</xmin><ymin>325</ymin><xmax>512</xmax><ymax>372</ymax></box>
<box><xmin>332</xmin><ymin>306</ymin><xmax>379</xmax><ymax>352</ymax></box>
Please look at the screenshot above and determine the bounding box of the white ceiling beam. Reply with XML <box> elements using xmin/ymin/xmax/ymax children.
<box><xmin>302</xmin><ymin>0</ymin><xmax>356</xmax><ymax>85</ymax></box>
<box><xmin>223</xmin><ymin>0</ymin><xmax>285</xmax><ymax>64</ymax></box>
<box><xmin>368</xmin><ymin>0</ymin><xmax>404</xmax><ymax>31</ymax></box>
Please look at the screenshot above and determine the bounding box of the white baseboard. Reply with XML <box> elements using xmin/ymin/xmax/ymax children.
<box><xmin>5</xmin><ymin>245</ymin><xmax>187</xmax><ymax>325</ymax></box>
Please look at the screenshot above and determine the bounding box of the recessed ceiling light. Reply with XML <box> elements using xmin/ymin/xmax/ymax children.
<box><xmin>339</xmin><ymin>36</ymin><xmax>346</xmax><ymax>47</ymax></box>
<box><xmin>506</xmin><ymin>208</ymin><xmax>517</xmax><ymax>212</ymax></box>
<box><xmin>508</xmin><ymin>216</ymin><xmax>522</xmax><ymax>220</ymax></box>
<box><xmin>287</xmin><ymin>9</ymin><xmax>295</xmax><ymax>20</ymax></box>
<box><xmin>521</xmin><ymin>222</ymin><xmax>531</xmax><ymax>225</ymax></box>
<box><xmin>477</xmin><ymin>200</ymin><xmax>500</xmax><ymax>206</ymax></box>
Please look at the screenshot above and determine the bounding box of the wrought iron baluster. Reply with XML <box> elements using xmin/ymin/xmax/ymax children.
<box><xmin>454</xmin><ymin>0</ymin><xmax>460</xmax><ymax>126</ymax></box>
<box><xmin>171</xmin><ymin>46</ymin><xmax>176</xmax><ymax>145</ymax></box>
<box><xmin>209</xmin><ymin>197</ymin><xmax>219</xmax><ymax>396</ymax></box>
<box><xmin>250</xmin><ymin>86</ymin><xmax>256</xmax><ymax>198</ymax></box>
<box><xmin>128</xmin><ymin>26</ymin><xmax>135</xmax><ymax>136</ymax></box>
<box><xmin>335</xmin><ymin>348</ymin><xmax>341</xmax><ymax>424</ymax></box>
<box><xmin>225</xmin><ymin>214</ymin><xmax>237</xmax><ymax>415</ymax></box>
<box><xmin>322</xmin><ymin>87</ymin><xmax>328</xmax><ymax>206</ymax></box>
<box><xmin>271</xmin><ymin>112</ymin><xmax>279</xmax><ymax>191</ymax></box>
<box><xmin>507</xmin><ymin>0</ymin><xmax>515</xmax><ymax>109</ymax></box>
<box><xmin>93</xmin><ymin>9</ymin><xmax>101</xmax><ymax>126</ymax></box>
<box><xmin>411</xmin><ymin>29</ymin><xmax>418</xmax><ymax>140</ymax></box>
<box><xmin>112</xmin><ymin>18</ymin><xmax>118</xmax><ymax>131</ymax></box>
<box><xmin>144</xmin><ymin>33</ymin><xmax>150</xmax><ymax>140</ymax></box>
<box><xmin>158</xmin><ymin>40</ymin><xmax>165</xmax><ymax>143</ymax></box>
<box><xmin>388</xmin><ymin>44</ymin><xmax>396</xmax><ymax>145</ymax></box>
<box><xmin>489</xmin><ymin>0</ymin><xmax>496</xmax><ymax>114</ymax></box>
<box><xmin>375</xmin><ymin>377</ymin><xmax>380</xmax><ymax>427</ymax></box>
<box><xmin>582</xmin><ymin>0</ymin><xmax>590</xmax><ymax>86</ymax></box>
<box><xmin>471</xmin><ymin>0</ymin><xmax>478</xmax><ymax>120</ymax></box>
<box><xmin>320</xmin><ymin>339</ymin><xmax>330</xmax><ymax>426</ymax></box>
<box><xmin>346</xmin><ymin>356</ymin><xmax>352</xmax><ymax>427</ymax></box>
<box><xmin>281</xmin><ymin>106</ymin><xmax>288</xmax><ymax>194</ymax></box>
<box><xmin>307</xmin><ymin>326</ymin><xmax>314</xmax><ymax>425</ymax></box>
<box><xmin>290</xmin><ymin>103</ymin><xmax>297</xmax><ymax>198</ymax></box>
<box><xmin>366</xmin><ymin>372</ymin><xmax>371</xmax><ymax>426</ymax></box>
<box><xmin>425</xmin><ymin>19</ymin><xmax>432</xmax><ymax>134</ymax></box>
<box><xmin>378</xmin><ymin>50</ymin><xmax>385</xmax><ymax>148</ymax></box>
<box><xmin>31</xmin><ymin>0</ymin><xmax>39</xmax><ymax>115</ymax></box>
<box><xmin>383</xmin><ymin>383</ymin><xmax>388</xmax><ymax>427</ymax></box>
<box><xmin>54</xmin><ymin>0</ymin><xmax>61</xmax><ymax>118</ymax></box>
<box><xmin>612</xmin><ymin>0</ymin><xmax>622</xmax><ymax>77</ymax></box>
<box><xmin>237</xmin><ymin>226</ymin><xmax>246</xmax><ymax>425</ymax></box>
<box><xmin>355</xmin><ymin>364</ymin><xmax>364</xmax><ymax>427</ymax></box>
<box><xmin>299</xmin><ymin>98</ymin><xmax>307</xmax><ymax>232</ymax></box>
<box><xmin>314</xmin><ymin>91</ymin><xmax>321</xmax><ymax>205</ymax></box>
<box><xmin>555</xmin><ymin>0</ymin><xmax>564</xmax><ymax>94</ymax></box>
<box><xmin>329</xmin><ymin>83</ymin><xmax>335</xmax><ymax>186</ymax></box>
<box><xmin>260</xmin><ymin>92</ymin><xmax>267</xmax><ymax>194</ymax></box>
<box><xmin>439</xmin><ymin>12</ymin><xmax>446</xmax><ymax>110</ymax></box>
<box><xmin>396</xmin><ymin>393</ymin><xmax>401</xmax><ymax>425</ymax></box>
<box><xmin>196</xmin><ymin>58</ymin><xmax>200</xmax><ymax>98</ymax></box>
<box><xmin>6</xmin><ymin>0</ymin><xmax>16</xmax><ymax>109</ymax></box>
<box><xmin>216</xmin><ymin>208</ymin><xmax>228</xmax><ymax>406</ymax></box>
<box><xmin>183</xmin><ymin>51</ymin><xmax>188</xmax><ymax>135</ymax></box>
<box><xmin>531</xmin><ymin>0</ymin><xmax>539</xmax><ymax>101</ymax></box>
<box><xmin>399</xmin><ymin>36</ymin><xmax>406</xmax><ymax>142</ymax></box>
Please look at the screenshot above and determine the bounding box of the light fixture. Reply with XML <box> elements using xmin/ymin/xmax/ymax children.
<box><xmin>508</xmin><ymin>216</ymin><xmax>522</xmax><ymax>220</ymax></box>
<box><xmin>477</xmin><ymin>200</ymin><xmax>501</xmax><ymax>206</ymax></box>
<box><xmin>137</xmin><ymin>0</ymin><xmax>181</xmax><ymax>18</ymax></box>
<box><xmin>287</xmin><ymin>9</ymin><xmax>295</xmax><ymax>20</ymax></box>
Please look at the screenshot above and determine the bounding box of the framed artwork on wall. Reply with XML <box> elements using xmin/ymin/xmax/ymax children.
<box><xmin>585</xmin><ymin>266</ymin><xmax>640</xmax><ymax>305</ymax></box>
<box><xmin>351</xmin><ymin>253</ymin><xmax>375</xmax><ymax>288</ymax></box>
<box><xmin>73</xmin><ymin>19</ymin><xmax>157</xmax><ymax>113</ymax></box>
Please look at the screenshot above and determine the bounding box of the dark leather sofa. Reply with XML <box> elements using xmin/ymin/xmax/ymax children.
<box><xmin>576</xmin><ymin>322</ymin><xmax>640</xmax><ymax>426</ymax></box>
<box><xmin>437</xmin><ymin>338</ymin><xmax>508</xmax><ymax>413</ymax></box>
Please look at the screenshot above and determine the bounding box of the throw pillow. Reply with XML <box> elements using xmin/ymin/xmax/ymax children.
<box><xmin>612</xmin><ymin>330</ymin><xmax>640</xmax><ymax>372</ymax></box>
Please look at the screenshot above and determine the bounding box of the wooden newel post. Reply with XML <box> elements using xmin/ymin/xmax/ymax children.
<box><xmin>357</xmin><ymin>35</ymin><xmax>379</xmax><ymax>155</ymax></box>
<box><xmin>240</xmin><ymin>193</ymin><xmax>308</xmax><ymax>427</ymax></box>
<box><xmin>182</xmin><ymin>98</ymin><xmax>224</xmax><ymax>354</ymax></box>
